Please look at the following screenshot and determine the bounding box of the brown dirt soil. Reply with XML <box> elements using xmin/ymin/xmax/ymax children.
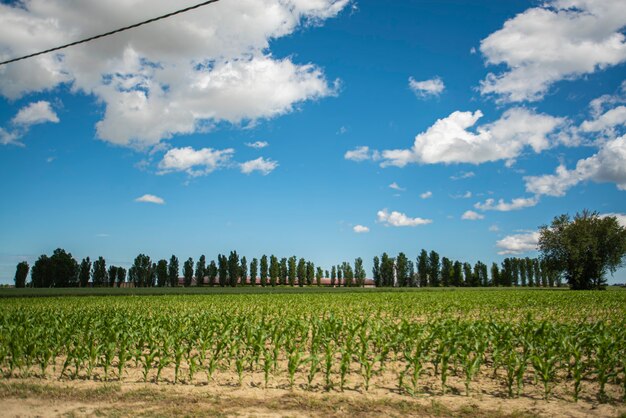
<box><xmin>0</xmin><ymin>375</ymin><xmax>624</xmax><ymax>418</ymax></box>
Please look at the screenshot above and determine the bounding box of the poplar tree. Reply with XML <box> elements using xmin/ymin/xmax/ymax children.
<box><xmin>156</xmin><ymin>260</ymin><xmax>167</xmax><ymax>287</ymax></box>
<box><xmin>269</xmin><ymin>255</ymin><xmax>279</xmax><ymax>287</ymax></box>
<box><xmin>297</xmin><ymin>258</ymin><xmax>306</xmax><ymax>287</ymax></box>
<box><xmin>183</xmin><ymin>257</ymin><xmax>194</xmax><ymax>287</ymax></box>
<box><xmin>288</xmin><ymin>256</ymin><xmax>296</xmax><ymax>286</ymax></box>
<box><xmin>228</xmin><ymin>251</ymin><xmax>240</xmax><ymax>287</ymax></box>
<box><xmin>116</xmin><ymin>267</ymin><xmax>126</xmax><ymax>286</ymax></box>
<box><xmin>240</xmin><ymin>256</ymin><xmax>248</xmax><ymax>286</ymax></box>
<box><xmin>380</xmin><ymin>253</ymin><xmax>394</xmax><ymax>287</ymax></box>
<box><xmin>316</xmin><ymin>267</ymin><xmax>323</xmax><ymax>286</ymax></box>
<box><xmin>14</xmin><ymin>261</ymin><xmax>29</xmax><ymax>288</ymax></box>
<box><xmin>92</xmin><ymin>256</ymin><xmax>107</xmax><ymax>287</ymax></box>
<box><xmin>440</xmin><ymin>257</ymin><xmax>452</xmax><ymax>287</ymax></box>
<box><xmin>429</xmin><ymin>250</ymin><xmax>440</xmax><ymax>287</ymax></box>
<box><xmin>330</xmin><ymin>265</ymin><xmax>336</xmax><ymax>287</ymax></box>
<box><xmin>108</xmin><ymin>265</ymin><xmax>118</xmax><ymax>287</ymax></box>
<box><xmin>417</xmin><ymin>250</ymin><xmax>429</xmax><ymax>287</ymax></box>
<box><xmin>249</xmin><ymin>258</ymin><xmax>258</xmax><ymax>286</ymax></box>
<box><xmin>372</xmin><ymin>256</ymin><xmax>381</xmax><ymax>287</ymax></box>
<box><xmin>195</xmin><ymin>255</ymin><xmax>206</xmax><ymax>286</ymax></box>
<box><xmin>306</xmin><ymin>261</ymin><xmax>315</xmax><ymax>286</ymax></box>
<box><xmin>79</xmin><ymin>257</ymin><xmax>91</xmax><ymax>287</ymax></box>
<box><xmin>463</xmin><ymin>262</ymin><xmax>473</xmax><ymax>287</ymax></box>
<box><xmin>260</xmin><ymin>255</ymin><xmax>268</xmax><ymax>287</ymax></box>
<box><xmin>452</xmin><ymin>261</ymin><xmax>463</xmax><ymax>287</ymax></box>
<box><xmin>395</xmin><ymin>252</ymin><xmax>409</xmax><ymax>287</ymax></box>
<box><xmin>354</xmin><ymin>257</ymin><xmax>365</xmax><ymax>287</ymax></box>
<box><xmin>280</xmin><ymin>257</ymin><xmax>288</xmax><ymax>285</ymax></box>
<box><xmin>491</xmin><ymin>262</ymin><xmax>500</xmax><ymax>286</ymax></box>
<box><xmin>168</xmin><ymin>255</ymin><xmax>179</xmax><ymax>287</ymax></box>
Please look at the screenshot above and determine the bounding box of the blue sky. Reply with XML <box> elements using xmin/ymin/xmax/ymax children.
<box><xmin>1</xmin><ymin>0</ymin><xmax>625</xmax><ymax>284</ymax></box>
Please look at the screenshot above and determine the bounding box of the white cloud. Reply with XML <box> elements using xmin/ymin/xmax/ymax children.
<box><xmin>474</xmin><ymin>196</ymin><xmax>539</xmax><ymax>212</ymax></box>
<box><xmin>479</xmin><ymin>0</ymin><xmax>626</xmax><ymax>102</ymax></box>
<box><xmin>1</xmin><ymin>100</ymin><xmax>60</xmax><ymax>146</ymax></box>
<box><xmin>135</xmin><ymin>194</ymin><xmax>165</xmax><ymax>205</ymax></box>
<box><xmin>240</xmin><ymin>157</ymin><xmax>278</xmax><ymax>175</ymax></box>
<box><xmin>389</xmin><ymin>182</ymin><xmax>405</xmax><ymax>191</ymax></box>
<box><xmin>353</xmin><ymin>225</ymin><xmax>369</xmax><ymax>233</ymax></box>
<box><xmin>462</xmin><ymin>210</ymin><xmax>484</xmax><ymax>220</ymax></box>
<box><xmin>450</xmin><ymin>171</ymin><xmax>475</xmax><ymax>180</ymax></box>
<box><xmin>158</xmin><ymin>146</ymin><xmax>234</xmax><ymax>177</ymax></box>
<box><xmin>488</xmin><ymin>224</ymin><xmax>500</xmax><ymax>232</ymax></box>
<box><xmin>420</xmin><ymin>191</ymin><xmax>432</xmax><ymax>199</ymax></box>
<box><xmin>377</xmin><ymin>209</ymin><xmax>432</xmax><ymax>227</ymax></box>
<box><xmin>12</xmin><ymin>101</ymin><xmax>59</xmax><ymax>126</ymax></box>
<box><xmin>525</xmin><ymin>134</ymin><xmax>626</xmax><ymax>196</ymax></box>
<box><xmin>380</xmin><ymin>108</ymin><xmax>564</xmax><ymax>167</ymax></box>
<box><xmin>245</xmin><ymin>141</ymin><xmax>269</xmax><ymax>149</ymax></box>
<box><xmin>496</xmin><ymin>232</ymin><xmax>540</xmax><ymax>255</ymax></box>
<box><xmin>344</xmin><ymin>145</ymin><xmax>380</xmax><ymax>162</ymax></box>
<box><xmin>408</xmin><ymin>76</ymin><xmax>445</xmax><ymax>98</ymax></box>
<box><xmin>0</xmin><ymin>0</ymin><xmax>349</xmax><ymax>147</ymax></box>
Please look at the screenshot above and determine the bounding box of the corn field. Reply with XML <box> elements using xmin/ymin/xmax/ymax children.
<box><xmin>1</xmin><ymin>289</ymin><xmax>625</xmax><ymax>402</ymax></box>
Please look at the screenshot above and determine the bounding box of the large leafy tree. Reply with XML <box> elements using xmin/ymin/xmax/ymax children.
<box><xmin>168</xmin><ymin>255</ymin><xmax>179</xmax><ymax>287</ymax></box>
<box><xmin>491</xmin><ymin>262</ymin><xmax>500</xmax><ymax>287</ymax></box>
<box><xmin>240</xmin><ymin>256</ymin><xmax>248</xmax><ymax>286</ymax></box>
<box><xmin>280</xmin><ymin>257</ymin><xmax>288</xmax><ymax>285</ymax></box>
<box><xmin>306</xmin><ymin>261</ymin><xmax>315</xmax><ymax>286</ymax></box>
<box><xmin>440</xmin><ymin>257</ymin><xmax>453</xmax><ymax>287</ymax></box>
<box><xmin>452</xmin><ymin>261</ymin><xmax>463</xmax><ymax>287</ymax></box>
<box><xmin>380</xmin><ymin>253</ymin><xmax>394</xmax><ymax>287</ymax></box>
<box><xmin>539</xmin><ymin>210</ymin><xmax>626</xmax><ymax>290</ymax></box>
<box><xmin>92</xmin><ymin>256</ymin><xmax>107</xmax><ymax>287</ymax></box>
<box><xmin>218</xmin><ymin>255</ymin><xmax>228</xmax><ymax>287</ymax></box>
<box><xmin>129</xmin><ymin>254</ymin><xmax>152</xmax><ymax>287</ymax></box>
<box><xmin>297</xmin><ymin>258</ymin><xmax>306</xmax><ymax>287</ymax></box>
<box><xmin>14</xmin><ymin>261</ymin><xmax>29</xmax><ymax>288</ymax></box>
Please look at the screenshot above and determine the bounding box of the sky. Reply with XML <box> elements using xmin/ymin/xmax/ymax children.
<box><xmin>0</xmin><ymin>0</ymin><xmax>625</xmax><ymax>284</ymax></box>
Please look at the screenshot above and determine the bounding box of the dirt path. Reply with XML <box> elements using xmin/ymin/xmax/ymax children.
<box><xmin>1</xmin><ymin>379</ymin><xmax>624</xmax><ymax>418</ymax></box>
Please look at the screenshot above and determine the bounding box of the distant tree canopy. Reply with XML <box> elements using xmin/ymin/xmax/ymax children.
<box><xmin>31</xmin><ymin>248</ymin><xmax>79</xmax><ymax>288</ymax></box>
<box><xmin>538</xmin><ymin>210</ymin><xmax>626</xmax><ymax>290</ymax></box>
<box><xmin>14</xmin><ymin>261</ymin><xmax>29</xmax><ymax>288</ymax></box>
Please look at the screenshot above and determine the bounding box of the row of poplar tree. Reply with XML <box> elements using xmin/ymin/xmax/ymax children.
<box><xmin>14</xmin><ymin>248</ymin><xmax>368</xmax><ymax>288</ymax></box>
<box><xmin>373</xmin><ymin>249</ymin><xmax>562</xmax><ymax>287</ymax></box>
<box><xmin>14</xmin><ymin>247</ymin><xmax>560</xmax><ymax>288</ymax></box>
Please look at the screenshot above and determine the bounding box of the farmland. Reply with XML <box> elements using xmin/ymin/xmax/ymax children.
<box><xmin>1</xmin><ymin>288</ymin><xmax>625</xmax><ymax>417</ymax></box>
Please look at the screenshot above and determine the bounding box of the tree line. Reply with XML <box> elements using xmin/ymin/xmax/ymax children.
<box><xmin>372</xmin><ymin>250</ymin><xmax>561</xmax><ymax>288</ymax></box>
<box><xmin>12</xmin><ymin>211</ymin><xmax>626</xmax><ymax>290</ymax></box>
<box><xmin>14</xmin><ymin>249</ymin><xmax>367</xmax><ymax>288</ymax></box>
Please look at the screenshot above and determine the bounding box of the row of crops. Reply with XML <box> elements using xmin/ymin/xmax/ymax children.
<box><xmin>1</xmin><ymin>290</ymin><xmax>625</xmax><ymax>402</ymax></box>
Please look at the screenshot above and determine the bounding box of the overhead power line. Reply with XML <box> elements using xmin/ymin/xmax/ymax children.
<box><xmin>0</xmin><ymin>0</ymin><xmax>221</xmax><ymax>67</ymax></box>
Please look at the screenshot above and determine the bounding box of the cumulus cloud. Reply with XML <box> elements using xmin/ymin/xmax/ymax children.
<box><xmin>240</xmin><ymin>157</ymin><xmax>278</xmax><ymax>175</ymax></box>
<box><xmin>450</xmin><ymin>171</ymin><xmax>475</xmax><ymax>180</ymax></box>
<box><xmin>389</xmin><ymin>182</ymin><xmax>405</xmax><ymax>191</ymax></box>
<box><xmin>380</xmin><ymin>108</ymin><xmax>564</xmax><ymax>167</ymax></box>
<box><xmin>479</xmin><ymin>0</ymin><xmax>626</xmax><ymax>103</ymax></box>
<box><xmin>377</xmin><ymin>209</ymin><xmax>432</xmax><ymax>227</ymax></box>
<box><xmin>135</xmin><ymin>194</ymin><xmax>165</xmax><ymax>204</ymax></box>
<box><xmin>158</xmin><ymin>146</ymin><xmax>234</xmax><ymax>177</ymax></box>
<box><xmin>462</xmin><ymin>210</ymin><xmax>484</xmax><ymax>220</ymax></box>
<box><xmin>474</xmin><ymin>196</ymin><xmax>539</xmax><ymax>212</ymax></box>
<box><xmin>12</xmin><ymin>101</ymin><xmax>59</xmax><ymax>125</ymax></box>
<box><xmin>1</xmin><ymin>100</ymin><xmax>59</xmax><ymax>146</ymax></box>
<box><xmin>525</xmin><ymin>135</ymin><xmax>626</xmax><ymax>196</ymax></box>
<box><xmin>245</xmin><ymin>141</ymin><xmax>269</xmax><ymax>149</ymax></box>
<box><xmin>420</xmin><ymin>191</ymin><xmax>432</xmax><ymax>199</ymax></box>
<box><xmin>353</xmin><ymin>225</ymin><xmax>369</xmax><ymax>233</ymax></box>
<box><xmin>0</xmin><ymin>0</ymin><xmax>349</xmax><ymax>147</ymax></box>
<box><xmin>344</xmin><ymin>145</ymin><xmax>380</xmax><ymax>162</ymax></box>
<box><xmin>408</xmin><ymin>76</ymin><xmax>445</xmax><ymax>98</ymax></box>
<box><xmin>496</xmin><ymin>232</ymin><xmax>540</xmax><ymax>255</ymax></box>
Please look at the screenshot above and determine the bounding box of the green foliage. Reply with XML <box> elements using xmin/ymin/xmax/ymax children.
<box><xmin>168</xmin><ymin>255</ymin><xmax>179</xmax><ymax>287</ymax></box>
<box><xmin>539</xmin><ymin>210</ymin><xmax>626</xmax><ymax>290</ymax></box>
<box><xmin>14</xmin><ymin>261</ymin><xmax>28</xmax><ymax>288</ymax></box>
<box><xmin>31</xmin><ymin>249</ymin><xmax>79</xmax><ymax>288</ymax></box>
<box><xmin>156</xmin><ymin>260</ymin><xmax>168</xmax><ymax>287</ymax></box>
<box><xmin>195</xmin><ymin>255</ymin><xmax>206</xmax><ymax>287</ymax></box>
<box><xmin>183</xmin><ymin>257</ymin><xmax>194</xmax><ymax>288</ymax></box>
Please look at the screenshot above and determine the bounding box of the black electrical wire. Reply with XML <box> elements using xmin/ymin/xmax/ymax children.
<box><xmin>0</xmin><ymin>0</ymin><xmax>221</xmax><ymax>66</ymax></box>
